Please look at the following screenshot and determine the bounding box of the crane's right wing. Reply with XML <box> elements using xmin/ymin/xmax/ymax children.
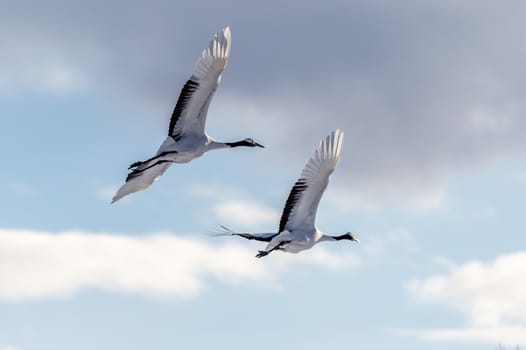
<box><xmin>168</xmin><ymin>27</ymin><xmax>231</xmax><ymax>140</ymax></box>
<box><xmin>278</xmin><ymin>130</ymin><xmax>344</xmax><ymax>232</ymax></box>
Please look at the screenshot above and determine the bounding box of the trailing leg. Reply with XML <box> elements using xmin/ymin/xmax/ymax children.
<box><xmin>255</xmin><ymin>240</ymin><xmax>290</xmax><ymax>258</ymax></box>
<box><xmin>128</xmin><ymin>151</ymin><xmax>178</xmax><ymax>170</ymax></box>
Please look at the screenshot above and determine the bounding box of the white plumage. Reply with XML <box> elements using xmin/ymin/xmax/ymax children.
<box><xmin>220</xmin><ymin>129</ymin><xmax>359</xmax><ymax>258</ymax></box>
<box><xmin>112</xmin><ymin>27</ymin><xmax>263</xmax><ymax>203</ymax></box>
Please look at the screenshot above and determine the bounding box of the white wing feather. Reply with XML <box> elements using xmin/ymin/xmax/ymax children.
<box><xmin>279</xmin><ymin>130</ymin><xmax>344</xmax><ymax>232</ymax></box>
<box><xmin>111</xmin><ymin>163</ymin><xmax>172</xmax><ymax>203</ymax></box>
<box><xmin>192</xmin><ymin>27</ymin><xmax>231</xmax><ymax>80</ymax></box>
<box><xmin>169</xmin><ymin>26</ymin><xmax>231</xmax><ymax>139</ymax></box>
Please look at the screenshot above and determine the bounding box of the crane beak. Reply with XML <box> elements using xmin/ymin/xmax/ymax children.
<box><xmin>351</xmin><ymin>237</ymin><xmax>360</xmax><ymax>243</ymax></box>
<box><xmin>255</xmin><ymin>142</ymin><xmax>265</xmax><ymax>148</ymax></box>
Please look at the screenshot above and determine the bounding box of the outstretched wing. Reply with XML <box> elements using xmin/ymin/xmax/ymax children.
<box><xmin>278</xmin><ymin>130</ymin><xmax>344</xmax><ymax>232</ymax></box>
<box><xmin>111</xmin><ymin>162</ymin><xmax>172</xmax><ymax>203</ymax></box>
<box><xmin>168</xmin><ymin>26</ymin><xmax>231</xmax><ymax>140</ymax></box>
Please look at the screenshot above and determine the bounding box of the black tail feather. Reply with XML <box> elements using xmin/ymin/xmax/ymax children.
<box><xmin>128</xmin><ymin>161</ymin><xmax>144</xmax><ymax>169</ymax></box>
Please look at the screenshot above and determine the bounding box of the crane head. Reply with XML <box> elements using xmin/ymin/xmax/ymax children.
<box><xmin>346</xmin><ymin>232</ymin><xmax>360</xmax><ymax>243</ymax></box>
<box><xmin>226</xmin><ymin>138</ymin><xmax>265</xmax><ymax>148</ymax></box>
<box><xmin>243</xmin><ymin>138</ymin><xmax>265</xmax><ymax>148</ymax></box>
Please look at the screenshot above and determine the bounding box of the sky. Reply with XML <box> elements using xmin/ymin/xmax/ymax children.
<box><xmin>1</xmin><ymin>0</ymin><xmax>526</xmax><ymax>349</ymax></box>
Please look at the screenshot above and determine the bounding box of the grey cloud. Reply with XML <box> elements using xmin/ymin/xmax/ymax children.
<box><xmin>4</xmin><ymin>0</ymin><xmax>526</xmax><ymax>209</ymax></box>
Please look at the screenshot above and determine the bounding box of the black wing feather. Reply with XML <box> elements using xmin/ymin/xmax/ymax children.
<box><xmin>126</xmin><ymin>160</ymin><xmax>172</xmax><ymax>182</ymax></box>
<box><xmin>278</xmin><ymin>179</ymin><xmax>308</xmax><ymax>233</ymax></box>
<box><xmin>168</xmin><ymin>79</ymin><xmax>200</xmax><ymax>140</ymax></box>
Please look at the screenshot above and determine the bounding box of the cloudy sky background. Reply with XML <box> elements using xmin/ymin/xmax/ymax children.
<box><xmin>1</xmin><ymin>0</ymin><xmax>525</xmax><ymax>349</ymax></box>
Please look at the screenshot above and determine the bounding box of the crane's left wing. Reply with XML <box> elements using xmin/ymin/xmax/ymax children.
<box><xmin>278</xmin><ymin>130</ymin><xmax>344</xmax><ymax>233</ymax></box>
<box><xmin>111</xmin><ymin>162</ymin><xmax>172</xmax><ymax>203</ymax></box>
<box><xmin>168</xmin><ymin>27</ymin><xmax>231</xmax><ymax>140</ymax></box>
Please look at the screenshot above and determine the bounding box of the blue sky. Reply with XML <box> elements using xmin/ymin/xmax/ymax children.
<box><xmin>1</xmin><ymin>1</ymin><xmax>526</xmax><ymax>349</ymax></box>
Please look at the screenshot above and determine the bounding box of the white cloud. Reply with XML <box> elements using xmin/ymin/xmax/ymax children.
<box><xmin>0</xmin><ymin>40</ymin><xmax>85</xmax><ymax>94</ymax></box>
<box><xmin>326</xmin><ymin>184</ymin><xmax>448</xmax><ymax>213</ymax></box>
<box><xmin>406</xmin><ymin>252</ymin><xmax>526</xmax><ymax>346</ymax></box>
<box><xmin>469</xmin><ymin>109</ymin><xmax>513</xmax><ymax>133</ymax></box>
<box><xmin>95</xmin><ymin>185</ymin><xmax>119</xmax><ymax>202</ymax></box>
<box><xmin>0</xmin><ymin>228</ymin><xmax>357</xmax><ymax>302</ymax></box>
<box><xmin>39</xmin><ymin>65</ymin><xmax>80</xmax><ymax>91</ymax></box>
<box><xmin>212</xmin><ymin>199</ymin><xmax>280</xmax><ymax>228</ymax></box>
<box><xmin>188</xmin><ymin>185</ymin><xmax>281</xmax><ymax>229</ymax></box>
<box><xmin>0</xmin><ymin>24</ymin><xmax>99</xmax><ymax>95</ymax></box>
<box><xmin>360</xmin><ymin>229</ymin><xmax>417</xmax><ymax>259</ymax></box>
<box><xmin>409</xmin><ymin>326</ymin><xmax>526</xmax><ymax>345</ymax></box>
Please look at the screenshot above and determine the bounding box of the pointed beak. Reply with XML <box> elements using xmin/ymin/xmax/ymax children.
<box><xmin>352</xmin><ymin>237</ymin><xmax>360</xmax><ymax>243</ymax></box>
<box><xmin>255</xmin><ymin>142</ymin><xmax>265</xmax><ymax>148</ymax></box>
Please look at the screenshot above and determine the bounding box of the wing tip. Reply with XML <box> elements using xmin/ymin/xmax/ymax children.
<box><xmin>111</xmin><ymin>186</ymin><xmax>130</xmax><ymax>204</ymax></box>
<box><xmin>192</xmin><ymin>26</ymin><xmax>232</xmax><ymax>79</ymax></box>
<box><xmin>223</xmin><ymin>26</ymin><xmax>231</xmax><ymax>39</ymax></box>
<box><xmin>110</xmin><ymin>177</ymin><xmax>150</xmax><ymax>204</ymax></box>
<box><xmin>210</xmin><ymin>26</ymin><xmax>231</xmax><ymax>55</ymax></box>
<box><xmin>111</xmin><ymin>193</ymin><xmax>122</xmax><ymax>204</ymax></box>
<box><xmin>318</xmin><ymin>129</ymin><xmax>344</xmax><ymax>161</ymax></box>
<box><xmin>330</xmin><ymin>129</ymin><xmax>344</xmax><ymax>144</ymax></box>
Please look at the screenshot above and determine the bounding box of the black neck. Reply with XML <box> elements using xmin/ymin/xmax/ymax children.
<box><xmin>225</xmin><ymin>140</ymin><xmax>250</xmax><ymax>148</ymax></box>
<box><xmin>333</xmin><ymin>233</ymin><xmax>352</xmax><ymax>241</ymax></box>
